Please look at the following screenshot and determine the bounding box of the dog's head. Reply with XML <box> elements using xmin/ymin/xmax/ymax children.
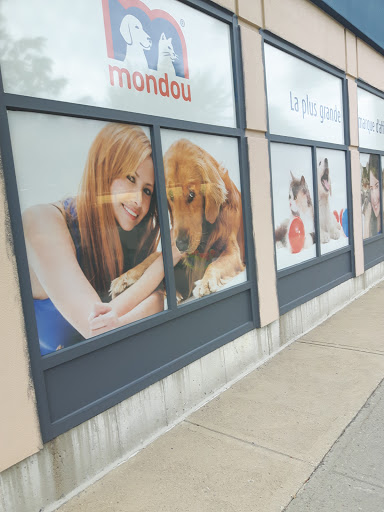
<box><xmin>120</xmin><ymin>15</ymin><xmax>152</xmax><ymax>50</ymax></box>
<box><xmin>164</xmin><ymin>139</ymin><xmax>227</xmax><ymax>253</ymax></box>
<box><xmin>318</xmin><ymin>157</ymin><xmax>332</xmax><ymax>199</ymax></box>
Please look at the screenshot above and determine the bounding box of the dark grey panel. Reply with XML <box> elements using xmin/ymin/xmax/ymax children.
<box><xmin>278</xmin><ymin>251</ymin><xmax>353</xmax><ymax>314</ymax></box>
<box><xmin>45</xmin><ymin>290</ymin><xmax>252</xmax><ymax>423</ymax></box>
<box><xmin>364</xmin><ymin>237</ymin><xmax>384</xmax><ymax>270</ymax></box>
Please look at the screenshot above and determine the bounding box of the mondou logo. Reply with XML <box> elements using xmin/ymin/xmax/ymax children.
<box><xmin>102</xmin><ymin>0</ymin><xmax>191</xmax><ymax>102</ymax></box>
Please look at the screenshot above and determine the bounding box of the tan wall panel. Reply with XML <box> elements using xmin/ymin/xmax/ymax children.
<box><xmin>264</xmin><ymin>0</ymin><xmax>346</xmax><ymax>71</ymax></box>
<box><xmin>0</xmin><ymin>156</ymin><xmax>42</xmax><ymax>473</ymax></box>
<box><xmin>247</xmin><ymin>134</ymin><xmax>279</xmax><ymax>326</ymax></box>
<box><xmin>346</xmin><ymin>31</ymin><xmax>357</xmax><ymax>78</ymax></box>
<box><xmin>240</xmin><ymin>25</ymin><xmax>268</xmax><ymax>132</ymax></box>
<box><xmin>350</xmin><ymin>148</ymin><xmax>364</xmax><ymax>276</ymax></box>
<box><xmin>348</xmin><ymin>78</ymin><xmax>359</xmax><ymax>148</ymax></box>
<box><xmin>238</xmin><ymin>0</ymin><xmax>263</xmax><ymax>27</ymax></box>
<box><xmin>357</xmin><ymin>40</ymin><xmax>384</xmax><ymax>92</ymax></box>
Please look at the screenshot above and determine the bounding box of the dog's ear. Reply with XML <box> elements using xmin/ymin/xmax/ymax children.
<box><xmin>120</xmin><ymin>16</ymin><xmax>133</xmax><ymax>45</ymax></box>
<box><xmin>199</xmin><ymin>154</ymin><xmax>227</xmax><ymax>224</ymax></box>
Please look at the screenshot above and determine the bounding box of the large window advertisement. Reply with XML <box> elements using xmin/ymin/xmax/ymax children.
<box><xmin>0</xmin><ymin>0</ymin><xmax>253</xmax><ymax>440</ymax></box>
<box><xmin>161</xmin><ymin>130</ymin><xmax>246</xmax><ymax>301</ymax></box>
<box><xmin>0</xmin><ymin>0</ymin><xmax>236</xmax><ymax>127</ymax></box>
<box><xmin>271</xmin><ymin>143</ymin><xmax>316</xmax><ymax>270</ymax></box>
<box><xmin>316</xmin><ymin>148</ymin><xmax>349</xmax><ymax>254</ymax></box>
<box><xmin>9</xmin><ymin>113</ymin><xmax>168</xmax><ymax>355</ymax></box>
<box><xmin>8</xmin><ymin>113</ymin><xmax>248</xmax><ymax>356</ymax></box>
<box><xmin>265</xmin><ymin>42</ymin><xmax>350</xmax><ymax>275</ymax></box>
<box><xmin>360</xmin><ymin>153</ymin><xmax>382</xmax><ymax>239</ymax></box>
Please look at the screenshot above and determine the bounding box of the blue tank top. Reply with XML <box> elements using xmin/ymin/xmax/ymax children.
<box><xmin>34</xmin><ymin>198</ymin><xmax>84</xmax><ymax>356</ymax></box>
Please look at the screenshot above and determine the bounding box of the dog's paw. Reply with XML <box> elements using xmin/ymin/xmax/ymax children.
<box><xmin>110</xmin><ymin>270</ymin><xmax>137</xmax><ymax>298</ymax></box>
<box><xmin>192</xmin><ymin>272</ymin><xmax>230</xmax><ymax>298</ymax></box>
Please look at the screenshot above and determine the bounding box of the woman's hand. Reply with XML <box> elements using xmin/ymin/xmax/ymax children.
<box><xmin>170</xmin><ymin>229</ymin><xmax>183</xmax><ymax>266</ymax></box>
<box><xmin>88</xmin><ymin>302</ymin><xmax>120</xmax><ymax>336</ymax></box>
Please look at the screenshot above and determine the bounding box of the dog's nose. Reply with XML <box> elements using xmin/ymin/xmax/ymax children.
<box><xmin>176</xmin><ymin>230</ymin><xmax>189</xmax><ymax>252</ymax></box>
<box><xmin>176</xmin><ymin>239</ymin><xmax>189</xmax><ymax>252</ymax></box>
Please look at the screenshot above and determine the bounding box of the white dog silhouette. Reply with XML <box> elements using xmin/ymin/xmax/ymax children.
<box><xmin>120</xmin><ymin>15</ymin><xmax>152</xmax><ymax>69</ymax></box>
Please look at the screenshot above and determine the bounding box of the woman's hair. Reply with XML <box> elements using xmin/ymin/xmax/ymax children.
<box><xmin>76</xmin><ymin>123</ymin><xmax>160</xmax><ymax>292</ymax></box>
<box><xmin>368</xmin><ymin>154</ymin><xmax>380</xmax><ymax>181</ymax></box>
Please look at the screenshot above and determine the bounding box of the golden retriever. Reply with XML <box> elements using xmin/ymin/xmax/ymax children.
<box><xmin>110</xmin><ymin>139</ymin><xmax>245</xmax><ymax>301</ymax></box>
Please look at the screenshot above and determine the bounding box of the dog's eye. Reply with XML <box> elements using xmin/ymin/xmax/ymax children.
<box><xmin>187</xmin><ymin>190</ymin><xmax>195</xmax><ymax>203</ymax></box>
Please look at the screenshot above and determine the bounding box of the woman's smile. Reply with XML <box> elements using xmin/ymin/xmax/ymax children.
<box><xmin>111</xmin><ymin>157</ymin><xmax>155</xmax><ymax>231</ymax></box>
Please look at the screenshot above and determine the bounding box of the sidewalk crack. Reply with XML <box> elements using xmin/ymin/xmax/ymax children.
<box><xmin>298</xmin><ymin>340</ymin><xmax>384</xmax><ymax>356</ymax></box>
<box><xmin>185</xmin><ymin>420</ymin><xmax>314</xmax><ymax>466</ymax></box>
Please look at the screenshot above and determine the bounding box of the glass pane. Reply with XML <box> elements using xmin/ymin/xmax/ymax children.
<box><xmin>270</xmin><ymin>143</ymin><xmax>317</xmax><ymax>271</ymax></box>
<box><xmin>264</xmin><ymin>44</ymin><xmax>344</xmax><ymax>145</ymax></box>
<box><xmin>0</xmin><ymin>0</ymin><xmax>236</xmax><ymax>127</ymax></box>
<box><xmin>357</xmin><ymin>88</ymin><xmax>384</xmax><ymax>151</ymax></box>
<box><xmin>8</xmin><ymin>112</ymin><xmax>166</xmax><ymax>355</ymax></box>
<box><xmin>361</xmin><ymin>153</ymin><xmax>382</xmax><ymax>239</ymax></box>
<box><xmin>161</xmin><ymin>130</ymin><xmax>246</xmax><ymax>304</ymax></box>
<box><xmin>316</xmin><ymin>148</ymin><xmax>349</xmax><ymax>254</ymax></box>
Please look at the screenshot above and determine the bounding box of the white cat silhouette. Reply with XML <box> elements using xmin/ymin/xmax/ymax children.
<box><xmin>157</xmin><ymin>33</ymin><xmax>178</xmax><ymax>76</ymax></box>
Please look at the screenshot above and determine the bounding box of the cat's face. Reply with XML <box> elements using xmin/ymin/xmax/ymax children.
<box><xmin>289</xmin><ymin>173</ymin><xmax>311</xmax><ymax>216</ymax></box>
<box><xmin>159</xmin><ymin>33</ymin><xmax>177</xmax><ymax>61</ymax></box>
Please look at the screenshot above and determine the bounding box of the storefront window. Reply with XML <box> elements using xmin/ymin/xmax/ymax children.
<box><xmin>264</xmin><ymin>37</ymin><xmax>352</xmax><ymax>314</ymax></box>
<box><xmin>360</xmin><ymin>153</ymin><xmax>382</xmax><ymax>239</ymax></box>
<box><xmin>161</xmin><ymin>130</ymin><xmax>247</xmax><ymax>301</ymax></box>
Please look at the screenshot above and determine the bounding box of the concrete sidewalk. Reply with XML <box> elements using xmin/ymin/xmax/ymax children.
<box><xmin>58</xmin><ymin>281</ymin><xmax>384</xmax><ymax>512</ymax></box>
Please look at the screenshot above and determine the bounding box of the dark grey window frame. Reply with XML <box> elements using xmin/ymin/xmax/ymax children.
<box><xmin>357</xmin><ymin>80</ymin><xmax>384</xmax><ymax>270</ymax></box>
<box><xmin>0</xmin><ymin>0</ymin><xmax>259</xmax><ymax>442</ymax></box>
<box><xmin>261</xmin><ymin>31</ymin><xmax>355</xmax><ymax>315</ymax></box>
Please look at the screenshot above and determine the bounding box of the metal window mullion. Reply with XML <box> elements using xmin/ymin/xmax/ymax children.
<box><xmin>231</xmin><ymin>16</ymin><xmax>246</xmax><ymax>130</ymax></box>
<box><xmin>311</xmin><ymin>145</ymin><xmax>321</xmax><ymax>257</ymax></box>
<box><xmin>151</xmin><ymin>125</ymin><xmax>177</xmax><ymax>310</ymax></box>
<box><xmin>345</xmin><ymin>149</ymin><xmax>355</xmax><ymax>273</ymax></box>
<box><xmin>237</xmin><ymin>136</ymin><xmax>260</xmax><ymax>326</ymax></box>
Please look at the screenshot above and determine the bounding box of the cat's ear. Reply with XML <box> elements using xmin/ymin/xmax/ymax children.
<box><xmin>169</xmin><ymin>38</ymin><xmax>172</xmax><ymax>43</ymax></box>
<box><xmin>300</xmin><ymin>175</ymin><xmax>306</xmax><ymax>185</ymax></box>
<box><xmin>290</xmin><ymin>171</ymin><xmax>294</xmax><ymax>180</ymax></box>
<box><xmin>160</xmin><ymin>33</ymin><xmax>166</xmax><ymax>40</ymax></box>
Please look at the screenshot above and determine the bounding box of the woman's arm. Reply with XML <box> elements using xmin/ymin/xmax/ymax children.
<box><xmin>109</xmin><ymin>234</ymin><xmax>182</xmax><ymax>317</ymax></box>
<box><xmin>23</xmin><ymin>204</ymin><xmax>101</xmax><ymax>338</ymax></box>
<box><xmin>88</xmin><ymin>291</ymin><xmax>164</xmax><ymax>335</ymax></box>
<box><xmin>89</xmin><ymin>233</ymin><xmax>183</xmax><ymax>332</ymax></box>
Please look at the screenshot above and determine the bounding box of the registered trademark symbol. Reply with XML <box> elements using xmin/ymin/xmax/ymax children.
<box><xmin>180</xmin><ymin>19</ymin><xmax>185</xmax><ymax>27</ymax></box>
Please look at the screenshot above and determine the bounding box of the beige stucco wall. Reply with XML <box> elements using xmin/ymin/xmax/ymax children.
<box><xmin>0</xmin><ymin>154</ymin><xmax>42</xmax><ymax>473</ymax></box>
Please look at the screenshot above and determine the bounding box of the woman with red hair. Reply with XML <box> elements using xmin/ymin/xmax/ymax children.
<box><xmin>23</xmin><ymin>123</ymin><xmax>180</xmax><ymax>355</ymax></box>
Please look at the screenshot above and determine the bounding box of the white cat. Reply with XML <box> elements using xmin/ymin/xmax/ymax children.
<box><xmin>157</xmin><ymin>33</ymin><xmax>177</xmax><ymax>76</ymax></box>
<box><xmin>275</xmin><ymin>172</ymin><xmax>315</xmax><ymax>251</ymax></box>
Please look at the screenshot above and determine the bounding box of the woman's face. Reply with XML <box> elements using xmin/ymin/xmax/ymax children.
<box><xmin>369</xmin><ymin>171</ymin><xmax>380</xmax><ymax>218</ymax></box>
<box><xmin>111</xmin><ymin>157</ymin><xmax>155</xmax><ymax>231</ymax></box>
